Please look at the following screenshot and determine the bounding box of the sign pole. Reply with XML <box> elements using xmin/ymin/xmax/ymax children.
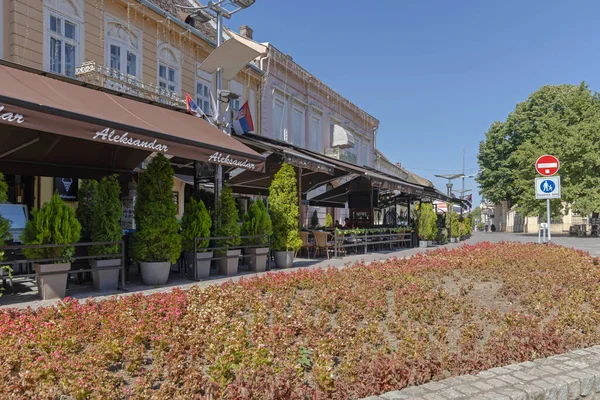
<box><xmin>547</xmin><ymin>198</ymin><xmax>551</xmax><ymax>243</ymax></box>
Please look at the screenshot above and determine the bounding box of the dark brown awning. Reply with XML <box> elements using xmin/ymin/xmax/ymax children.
<box><xmin>0</xmin><ymin>62</ymin><xmax>265</xmax><ymax>173</ymax></box>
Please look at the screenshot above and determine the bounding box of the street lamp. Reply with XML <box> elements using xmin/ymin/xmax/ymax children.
<box><xmin>176</xmin><ymin>0</ymin><xmax>256</xmax><ymax>206</ymax></box>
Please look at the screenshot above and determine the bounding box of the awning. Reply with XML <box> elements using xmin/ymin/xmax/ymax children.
<box><xmin>331</xmin><ymin>125</ymin><xmax>355</xmax><ymax>149</ymax></box>
<box><xmin>0</xmin><ymin>62</ymin><xmax>265</xmax><ymax>175</ymax></box>
<box><xmin>199</xmin><ymin>29</ymin><xmax>267</xmax><ymax>81</ymax></box>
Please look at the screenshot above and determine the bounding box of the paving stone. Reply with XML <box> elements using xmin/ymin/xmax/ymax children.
<box><xmin>488</xmin><ymin>367</ymin><xmax>513</xmax><ymax>375</ymax></box>
<box><xmin>515</xmin><ymin>383</ymin><xmax>545</xmax><ymax>400</ymax></box>
<box><xmin>586</xmin><ymin>347</ymin><xmax>600</xmax><ymax>355</ymax></box>
<box><xmin>423</xmin><ymin>381</ymin><xmax>449</xmax><ymax>392</ymax></box>
<box><xmin>541</xmin><ymin>377</ymin><xmax>569</xmax><ymax>400</ymax></box>
<box><xmin>568</xmin><ymin>370</ymin><xmax>595</xmax><ymax>397</ymax></box>
<box><xmin>564</xmin><ymin>360</ymin><xmax>590</xmax><ymax>369</ymax></box>
<box><xmin>482</xmin><ymin>392</ymin><xmax>510</xmax><ymax>400</ymax></box>
<box><xmin>560</xmin><ymin>375</ymin><xmax>581</xmax><ymax>400</ymax></box>
<box><xmin>504</xmin><ymin>364</ymin><xmax>524</xmax><ymax>372</ymax></box>
<box><xmin>472</xmin><ymin>381</ymin><xmax>494</xmax><ymax>391</ymax></box>
<box><xmin>531</xmin><ymin>379</ymin><xmax>558</xmax><ymax>400</ymax></box>
<box><xmin>454</xmin><ymin>384</ymin><xmax>481</xmax><ymax>396</ymax></box>
<box><xmin>495</xmin><ymin>387</ymin><xmax>528</xmax><ymax>400</ymax></box>
<box><xmin>539</xmin><ymin>365</ymin><xmax>563</xmax><ymax>375</ymax></box>
<box><xmin>486</xmin><ymin>379</ymin><xmax>506</xmax><ymax>389</ymax></box>
<box><xmin>519</xmin><ymin>361</ymin><xmax>537</xmax><ymax>368</ymax></box>
<box><xmin>571</xmin><ymin>349</ymin><xmax>592</xmax><ymax>356</ymax></box>
<box><xmin>380</xmin><ymin>391</ymin><xmax>410</xmax><ymax>400</ymax></box>
<box><xmin>476</xmin><ymin>370</ymin><xmax>497</xmax><ymax>379</ymax></box>
<box><xmin>511</xmin><ymin>371</ymin><xmax>537</xmax><ymax>382</ymax></box>
<box><xmin>496</xmin><ymin>375</ymin><xmax>522</xmax><ymax>385</ymax></box>
<box><xmin>394</xmin><ymin>387</ymin><xmax>429</xmax><ymax>398</ymax></box>
<box><xmin>440</xmin><ymin>388</ymin><xmax>465</xmax><ymax>399</ymax></box>
<box><xmin>423</xmin><ymin>393</ymin><xmax>447</xmax><ymax>400</ymax></box>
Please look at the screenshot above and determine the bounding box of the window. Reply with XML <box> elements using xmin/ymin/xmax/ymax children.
<box><xmin>196</xmin><ymin>81</ymin><xmax>211</xmax><ymax>115</ymax></box>
<box><xmin>47</xmin><ymin>13</ymin><xmax>79</xmax><ymax>77</ymax></box>
<box><xmin>105</xmin><ymin>15</ymin><xmax>142</xmax><ymax>79</ymax></box>
<box><xmin>157</xmin><ymin>42</ymin><xmax>181</xmax><ymax>96</ymax></box>
<box><xmin>158</xmin><ymin>63</ymin><xmax>177</xmax><ymax>92</ymax></box>
<box><xmin>272</xmin><ymin>97</ymin><xmax>286</xmax><ymax>141</ymax></box>
<box><xmin>229</xmin><ymin>80</ymin><xmax>243</xmax><ymax>112</ymax></box>
<box><xmin>292</xmin><ymin>105</ymin><xmax>305</xmax><ymax>147</ymax></box>
<box><xmin>309</xmin><ymin>115</ymin><xmax>321</xmax><ymax>152</ymax></box>
<box><xmin>44</xmin><ymin>0</ymin><xmax>84</xmax><ymax>78</ymax></box>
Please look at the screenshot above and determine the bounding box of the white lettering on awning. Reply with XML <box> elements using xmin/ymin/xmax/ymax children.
<box><xmin>208</xmin><ymin>151</ymin><xmax>256</xmax><ymax>170</ymax></box>
<box><xmin>0</xmin><ymin>105</ymin><xmax>25</xmax><ymax>124</ymax></box>
<box><xmin>93</xmin><ymin>128</ymin><xmax>168</xmax><ymax>152</ymax></box>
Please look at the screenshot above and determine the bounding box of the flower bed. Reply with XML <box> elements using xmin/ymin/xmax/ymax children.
<box><xmin>1</xmin><ymin>242</ymin><xmax>600</xmax><ymax>399</ymax></box>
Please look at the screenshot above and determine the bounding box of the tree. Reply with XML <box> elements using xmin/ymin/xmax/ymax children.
<box><xmin>90</xmin><ymin>175</ymin><xmax>122</xmax><ymax>257</ymax></box>
<box><xmin>22</xmin><ymin>193</ymin><xmax>82</xmax><ymax>261</ymax></box>
<box><xmin>417</xmin><ymin>203</ymin><xmax>437</xmax><ymax>241</ymax></box>
<box><xmin>310</xmin><ymin>210</ymin><xmax>319</xmax><ymax>228</ymax></box>
<box><xmin>214</xmin><ymin>186</ymin><xmax>240</xmax><ymax>249</ymax></box>
<box><xmin>76</xmin><ymin>180</ymin><xmax>97</xmax><ymax>239</ymax></box>
<box><xmin>325</xmin><ymin>213</ymin><xmax>333</xmax><ymax>228</ymax></box>
<box><xmin>477</xmin><ymin>83</ymin><xmax>600</xmax><ymax>217</ymax></box>
<box><xmin>181</xmin><ymin>197</ymin><xmax>211</xmax><ymax>252</ymax></box>
<box><xmin>268</xmin><ymin>163</ymin><xmax>302</xmax><ymax>252</ymax></box>
<box><xmin>241</xmin><ymin>199</ymin><xmax>272</xmax><ymax>246</ymax></box>
<box><xmin>134</xmin><ymin>154</ymin><xmax>181</xmax><ymax>264</ymax></box>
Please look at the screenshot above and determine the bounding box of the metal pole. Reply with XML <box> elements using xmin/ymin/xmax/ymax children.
<box><xmin>461</xmin><ymin>148</ymin><xmax>465</xmax><ymax>217</ymax></box>
<box><xmin>214</xmin><ymin>11</ymin><xmax>224</xmax><ymax>212</ymax></box>
<box><xmin>547</xmin><ymin>198</ymin><xmax>551</xmax><ymax>242</ymax></box>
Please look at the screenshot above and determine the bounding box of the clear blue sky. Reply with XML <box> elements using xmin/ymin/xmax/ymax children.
<box><xmin>227</xmin><ymin>0</ymin><xmax>600</xmax><ymax>207</ymax></box>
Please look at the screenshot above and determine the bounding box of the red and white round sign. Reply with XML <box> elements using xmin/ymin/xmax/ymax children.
<box><xmin>535</xmin><ymin>155</ymin><xmax>560</xmax><ymax>176</ymax></box>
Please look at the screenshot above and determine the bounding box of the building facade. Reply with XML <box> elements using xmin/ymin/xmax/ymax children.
<box><xmin>1</xmin><ymin>0</ymin><xmax>263</xmax><ymax>217</ymax></box>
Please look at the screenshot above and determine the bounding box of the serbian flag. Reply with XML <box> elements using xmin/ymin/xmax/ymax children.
<box><xmin>185</xmin><ymin>93</ymin><xmax>204</xmax><ymax>118</ymax></box>
<box><xmin>233</xmin><ymin>101</ymin><xmax>254</xmax><ymax>135</ymax></box>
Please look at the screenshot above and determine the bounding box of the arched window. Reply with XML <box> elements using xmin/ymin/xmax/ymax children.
<box><xmin>157</xmin><ymin>42</ymin><xmax>182</xmax><ymax>96</ymax></box>
<box><xmin>43</xmin><ymin>0</ymin><xmax>85</xmax><ymax>77</ymax></box>
<box><xmin>104</xmin><ymin>14</ymin><xmax>142</xmax><ymax>78</ymax></box>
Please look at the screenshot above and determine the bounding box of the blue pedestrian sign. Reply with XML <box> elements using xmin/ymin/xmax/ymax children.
<box><xmin>535</xmin><ymin>176</ymin><xmax>561</xmax><ymax>199</ymax></box>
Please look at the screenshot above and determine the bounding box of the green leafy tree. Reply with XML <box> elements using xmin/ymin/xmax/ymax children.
<box><xmin>134</xmin><ymin>155</ymin><xmax>181</xmax><ymax>264</ymax></box>
<box><xmin>325</xmin><ymin>213</ymin><xmax>333</xmax><ymax>228</ymax></box>
<box><xmin>268</xmin><ymin>163</ymin><xmax>302</xmax><ymax>252</ymax></box>
<box><xmin>214</xmin><ymin>186</ymin><xmax>241</xmax><ymax>249</ymax></box>
<box><xmin>76</xmin><ymin>179</ymin><xmax>97</xmax><ymax>239</ymax></box>
<box><xmin>22</xmin><ymin>193</ymin><xmax>82</xmax><ymax>261</ymax></box>
<box><xmin>478</xmin><ymin>83</ymin><xmax>600</xmax><ymax>216</ymax></box>
<box><xmin>90</xmin><ymin>175</ymin><xmax>122</xmax><ymax>257</ymax></box>
<box><xmin>181</xmin><ymin>197</ymin><xmax>212</xmax><ymax>252</ymax></box>
<box><xmin>310</xmin><ymin>210</ymin><xmax>319</xmax><ymax>228</ymax></box>
<box><xmin>417</xmin><ymin>203</ymin><xmax>437</xmax><ymax>241</ymax></box>
<box><xmin>241</xmin><ymin>199</ymin><xmax>272</xmax><ymax>246</ymax></box>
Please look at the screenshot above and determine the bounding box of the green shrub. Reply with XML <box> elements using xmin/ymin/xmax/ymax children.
<box><xmin>268</xmin><ymin>163</ymin><xmax>302</xmax><ymax>252</ymax></box>
<box><xmin>477</xmin><ymin>222</ymin><xmax>484</xmax><ymax>231</ymax></box>
<box><xmin>22</xmin><ymin>193</ymin><xmax>81</xmax><ymax>261</ymax></box>
<box><xmin>242</xmin><ymin>199</ymin><xmax>272</xmax><ymax>246</ymax></box>
<box><xmin>181</xmin><ymin>197</ymin><xmax>211</xmax><ymax>252</ymax></box>
<box><xmin>90</xmin><ymin>175</ymin><xmax>122</xmax><ymax>258</ymax></box>
<box><xmin>448</xmin><ymin>208</ymin><xmax>461</xmax><ymax>239</ymax></box>
<box><xmin>76</xmin><ymin>179</ymin><xmax>97</xmax><ymax>239</ymax></box>
<box><xmin>417</xmin><ymin>203</ymin><xmax>437</xmax><ymax>241</ymax></box>
<box><xmin>310</xmin><ymin>210</ymin><xmax>319</xmax><ymax>228</ymax></box>
<box><xmin>214</xmin><ymin>186</ymin><xmax>241</xmax><ymax>250</ymax></box>
<box><xmin>134</xmin><ymin>155</ymin><xmax>181</xmax><ymax>264</ymax></box>
<box><xmin>325</xmin><ymin>213</ymin><xmax>333</xmax><ymax>228</ymax></box>
<box><xmin>491</xmin><ymin>224</ymin><xmax>496</xmax><ymax>232</ymax></box>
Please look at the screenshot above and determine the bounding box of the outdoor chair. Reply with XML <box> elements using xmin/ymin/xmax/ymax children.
<box><xmin>314</xmin><ymin>231</ymin><xmax>335</xmax><ymax>259</ymax></box>
<box><xmin>299</xmin><ymin>231</ymin><xmax>315</xmax><ymax>258</ymax></box>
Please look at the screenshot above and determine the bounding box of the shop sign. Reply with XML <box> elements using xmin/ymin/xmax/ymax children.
<box><xmin>93</xmin><ymin>128</ymin><xmax>169</xmax><ymax>152</ymax></box>
<box><xmin>54</xmin><ymin>178</ymin><xmax>78</xmax><ymax>201</ymax></box>
<box><xmin>0</xmin><ymin>105</ymin><xmax>25</xmax><ymax>124</ymax></box>
<box><xmin>208</xmin><ymin>151</ymin><xmax>257</xmax><ymax>170</ymax></box>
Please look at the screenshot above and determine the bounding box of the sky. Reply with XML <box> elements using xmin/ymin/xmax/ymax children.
<box><xmin>224</xmin><ymin>0</ymin><xmax>600</xmax><ymax>207</ymax></box>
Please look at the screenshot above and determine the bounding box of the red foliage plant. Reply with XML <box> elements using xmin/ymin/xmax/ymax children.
<box><xmin>1</xmin><ymin>242</ymin><xmax>599</xmax><ymax>399</ymax></box>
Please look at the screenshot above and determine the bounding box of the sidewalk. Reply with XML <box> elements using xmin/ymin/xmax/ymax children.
<box><xmin>0</xmin><ymin>238</ymin><xmax>473</xmax><ymax>310</ymax></box>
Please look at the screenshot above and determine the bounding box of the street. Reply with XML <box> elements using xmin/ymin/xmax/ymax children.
<box><xmin>466</xmin><ymin>232</ymin><xmax>600</xmax><ymax>256</ymax></box>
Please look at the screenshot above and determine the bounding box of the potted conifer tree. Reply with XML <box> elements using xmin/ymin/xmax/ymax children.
<box><xmin>89</xmin><ymin>175</ymin><xmax>122</xmax><ymax>291</ymax></box>
<box><xmin>214</xmin><ymin>186</ymin><xmax>241</xmax><ymax>276</ymax></box>
<box><xmin>417</xmin><ymin>203</ymin><xmax>437</xmax><ymax>248</ymax></box>
<box><xmin>449</xmin><ymin>210</ymin><xmax>461</xmax><ymax>243</ymax></box>
<box><xmin>242</xmin><ymin>199</ymin><xmax>272</xmax><ymax>272</ymax></box>
<box><xmin>134</xmin><ymin>155</ymin><xmax>181</xmax><ymax>285</ymax></box>
<box><xmin>181</xmin><ymin>197</ymin><xmax>212</xmax><ymax>280</ymax></box>
<box><xmin>325</xmin><ymin>213</ymin><xmax>333</xmax><ymax>230</ymax></box>
<box><xmin>268</xmin><ymin>163</ymin><xmax>302</xmax><ymax>268</ymax></box>
<box><xmin>22</xmin><ymin>193</ymin><xmax>81</xmax><ymax>300</ymax></box>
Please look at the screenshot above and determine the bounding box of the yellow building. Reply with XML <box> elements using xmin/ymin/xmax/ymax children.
<box><xmin>1</xmin><ymin>0</ymin><xmax>263</xmax><ymax>217</ymax></box>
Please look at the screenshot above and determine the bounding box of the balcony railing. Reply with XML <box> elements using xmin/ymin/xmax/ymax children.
<box><xmin>325</xmin><ymin>147</ymin><xmax>357</xmax><ymax>165</ymax></box>
<box><xmin>75</xmin><ymin>61</ymin><xmax>186</xmax><ymax>108</ymax></box>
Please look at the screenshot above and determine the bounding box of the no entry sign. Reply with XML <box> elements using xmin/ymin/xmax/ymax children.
<box><xmin>535</xmin><ymin>155</ymin><xmax>560</xmax><ymax>176</ymax></box>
